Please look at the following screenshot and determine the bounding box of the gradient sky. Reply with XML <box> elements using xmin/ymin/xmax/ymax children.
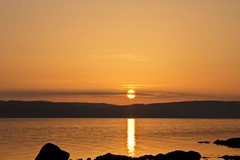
<box><xmin>0</xmin><ymin>0</ymin><xmax>240</xmax><ymax>104</ymax></box>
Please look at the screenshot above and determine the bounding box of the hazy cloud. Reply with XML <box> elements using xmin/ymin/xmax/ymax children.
<box><xmin>0</xmin><ymin>90</ymin><xmax>229</xmax><ymax>100</ymax></box>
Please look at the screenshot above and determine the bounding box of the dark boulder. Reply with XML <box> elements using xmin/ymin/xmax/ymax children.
<box><xmin>164</xmin><ymin>150</ymin><xmax>201</xmax><ymax>160</ymax></box>
<box><xmin>154</xmin><ymin>153</ymin><xmax>165</xmax><ymax>160</ymax></box>
<box><xmin>35</xmin><ymin>143</ymin><xmax>70</xmax><ymax>160</ymax></box>
<box><xmin>94</xmin><ymin>153</ymin><xmax>131</xmax><ymax>160</ymax></box>
<box><xmin>219</xmin><ymin>155</ymin><xmax>240</xmax><ymax>160</ymax></box>
<box><xmin>214</xmin><ymin>138</ymin><xmax>240</xmax><ymax>148</ymax></box>
<box><xmin>133</xmin><ymin>155</ymin><xmax>154</xmax><ymax>160</ymax></box>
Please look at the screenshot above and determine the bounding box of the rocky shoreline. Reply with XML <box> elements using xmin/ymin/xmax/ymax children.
<box><xmin>35</xmin><ymin>138</ymin><xmax>240</xmax><ymax>160</ymax></box>
<box><xmin>94</xmin><ymin>151</ymin><xmax>201</xmax><ymax>160</ymax></box>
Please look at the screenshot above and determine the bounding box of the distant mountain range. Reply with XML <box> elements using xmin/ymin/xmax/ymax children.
<box><xmin>0</xmin><ymin>100</ymin><xmax>240</xmax><ymax>118</ymax></box>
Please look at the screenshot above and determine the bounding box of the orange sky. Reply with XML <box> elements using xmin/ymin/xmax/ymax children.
<box><xmin>0</xmin><ymin>0</ymin><xmax>240</xmax><ymax>104</ymax></box>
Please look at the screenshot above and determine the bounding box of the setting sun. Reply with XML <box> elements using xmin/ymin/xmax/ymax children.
<box><xmin>127</xmin><ymin>90</ymin><xmax>136</xmax><ymax>99</ymax></box>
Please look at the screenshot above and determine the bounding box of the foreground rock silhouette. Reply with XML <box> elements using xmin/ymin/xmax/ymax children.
<box><xmin>35</xmin><ymin>143</ymin><xmax>202</xmax><ymax>160</ymax></box>
<box><xmin>34</xmin><ymin>143</ymin><xmax>240</xmax><ymax>160</ymax></box>
<box><xmin>94</xmin><ymin>150</ymin><xmax>201</xmax><ymax>160</ymax></box>
<box><xmin>35</xmin><ymin>143</ymin><xmax>70</xmax><ymax>160</ymax></box>
<box><xmin>214</xmin><ymin>138</ymin><xmax>240</xmax><ymax>148</ymax></box>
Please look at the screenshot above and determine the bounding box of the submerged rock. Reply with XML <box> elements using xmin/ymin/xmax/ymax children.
<box><xmin>214</xmin><ymin>138</ymin><xmax>240</xmax><ymax>148</ymax></box>
<box><xmin>35</xmin><ymin>143</ymin><xmax>70</xmax><ymax>160</ymax></box>
<box><xmin>198</xmin><ymin>141</ymin><xmax>210</xmax><ymax>144</ymax></box>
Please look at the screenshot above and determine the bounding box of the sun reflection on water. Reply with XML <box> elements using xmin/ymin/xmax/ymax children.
<box><xmin>127</xmin><ymin>118</ymin><xmax>136</xmax><ymax>156</ymax></box>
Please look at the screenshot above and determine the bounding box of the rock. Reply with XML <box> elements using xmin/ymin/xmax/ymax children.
<box><xmin>198</xmin><ymin>141</ymin><xmax>210</xmax><ymax>144</ymax></box>
<box><xmin>219</xmin><ymin>155</ymin><xmax>240</xmax><ymax>160</ymax></box>
<box><xmin>35</xmin><ymin>143</ymin><xmax>70</xmax><ymax>160</ymax></box>
<box><xmin>202</xmin><ymin>156</ymin><xmax>210</xmax><ymax>159</ymax></box>
<box><xmin>214</xmin><ymin>138</ymin><xmax>240</xmax><ymax>148</ymax></box>
<box><xmin>94</xmin><ymin>153</ymin><xmax>131</xmax><ymax>160</ymax></box>
<box><xmin>87</xmin><ymin>158</ymin><xmax>91</xmax><ymax>160</ymax></box>
<box><xmin>164</xmin><ymin>150</ymin><xmax>201</xmax><ymax>160</ymax></box>
<box><xmin>133</xmin><ymin>155</ymin><xmax>154</xmax><ymax>160</ymax></box>
<box><xmin>154</xmin><ymin>153</ymin><xmax>165</xmax><ymax>160</ymax></box>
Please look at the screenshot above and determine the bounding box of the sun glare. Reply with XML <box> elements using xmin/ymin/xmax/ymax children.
<box><xmin>127</xmin><ymin>89</ymin><xmax>136</xmax><ymax>99</ymax></box>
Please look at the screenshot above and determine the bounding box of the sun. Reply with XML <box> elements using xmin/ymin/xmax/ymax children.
<box><xmin>127</xmin><ymin>89</ymin><xmax>136</xmax><ymax>99</ymax></box>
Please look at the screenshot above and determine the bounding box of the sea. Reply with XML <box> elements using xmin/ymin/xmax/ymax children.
<box><xmin>0</xmin><ymin>118</ymin><xmax>240</xmax><ymax>160</ymax></box>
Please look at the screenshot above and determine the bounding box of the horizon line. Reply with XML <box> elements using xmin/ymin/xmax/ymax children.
<box><xmin>1</xmin><ymin>99</ymin><xmax>240</xmax><ymax>106</ymax></box>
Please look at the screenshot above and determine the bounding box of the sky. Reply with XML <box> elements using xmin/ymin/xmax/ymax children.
<box><xmin>0</xmin><ymin>0</ymin><xmax>240</xmax><ymax>104</ymax></box>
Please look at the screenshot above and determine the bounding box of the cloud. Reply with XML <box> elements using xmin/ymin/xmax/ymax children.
<box><xmin>0</xmin><ymin>90</ymin><xmax>123</xmax><ymax>98</ymax></box>
<box><xmin>0</xmin><ymin>89</ymin><xmax>221</xmax><ymax>100</ymax></box>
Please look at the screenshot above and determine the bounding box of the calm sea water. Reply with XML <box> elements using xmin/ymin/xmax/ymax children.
<box><xmin>0</xmin><ymin>118</ymin><xmax>240</xmax><ymax>160</ymax></box>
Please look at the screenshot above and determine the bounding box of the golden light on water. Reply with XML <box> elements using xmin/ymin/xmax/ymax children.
<box><xmin>127</xmin><ymin>90</ymin><xmax>136</xmax><ymax>99</ymax></box>
<box><xmin>127</xmin><ymin>118</ymin><xmax>136</xmax><ymax>156</ymax></box>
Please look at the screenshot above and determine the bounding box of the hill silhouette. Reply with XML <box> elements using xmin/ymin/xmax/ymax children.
<box><xmin>0</xmin><ymin>100</ymin><xmax>240</xmax><ymax>118</ymax></box>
